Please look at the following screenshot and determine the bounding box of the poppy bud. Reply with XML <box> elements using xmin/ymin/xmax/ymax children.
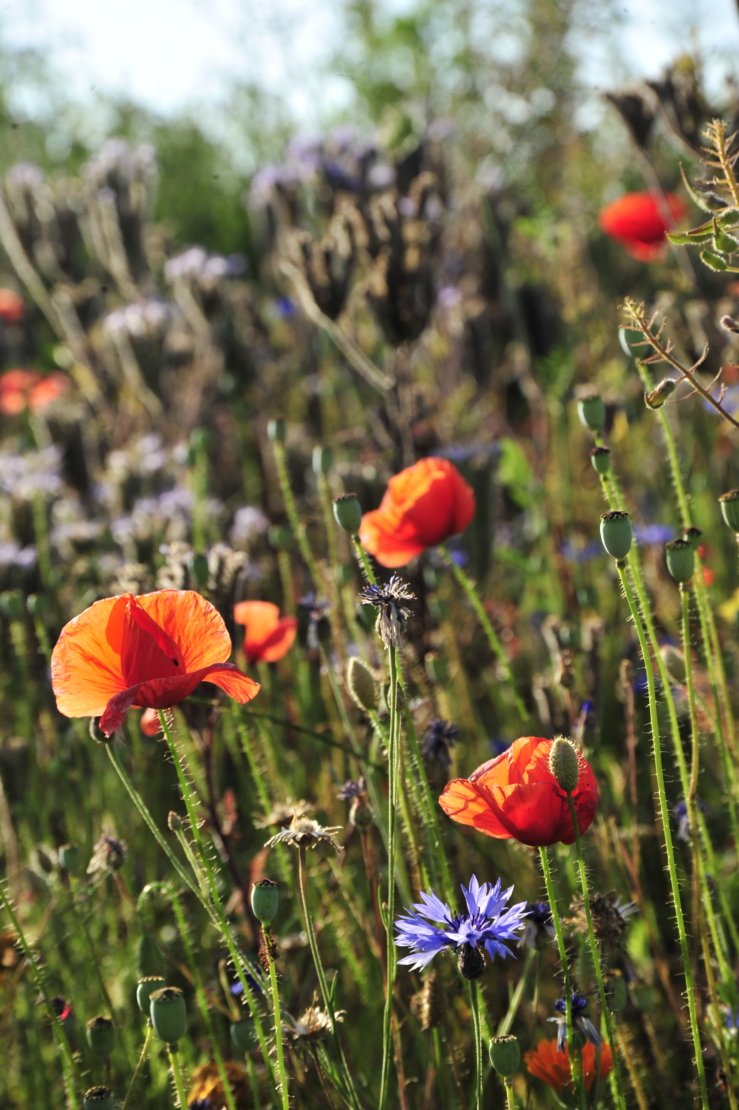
<box><xmin>333</xmin><ymin>494</ymin><xmax>363</xmax><ymax>535</ymax></box>
<box><xmin>661</xmin><ymin>645</ymin><xmax>686</xmax><ymax>686</ymax></box>
<box><xmin>267</xmin><ymin>418</ymin><xmax>286</xmax><ymax>443</ymax></box>
<box><xmin>86</xmin><ymin>1015</ymin><xmax>115</xmax><ymax>1058</ymax></box>
<box><xmin>137</xmin><ymin>976</ymin><xmax>166</xmax><ymax>1015</ymax></box>
<box><xmin>682</xmin><ymin>526</ymin><xmax>702</xmax><ymax>550</ymax></box>
<box><xmin>149</xmin><ymin>986</ymin><xmax>187</xmax><ymax>1044</ymax></box>
<box><xmin>26</xmin><ymin>593</ymin><xmax>45</xmax><ymax>616</ymax></box>
<box><xmin>251</xmin><ymin>879</ymin><xmax>279</xmax><ymax>925</ymax></box>
<box><xmin>645</xmin><ymin>378</ymin><xmax>676</xmax><ymax>409</ymax></box>
<box><xmin>167</xmin><ymin>811</ymin><xmax>183</xmax><ymax>832</ymax></box>
<box><xmin>0</xmin><ymin>590</ymin><xmax>24</xmax><ymax>621</ymax></box>
<box><xmin>548</xmin><ymin>737</ymin><xmax>580</xmax><ymax>794</ymax></box>
<box><xmin>230</xmin><ymin>1019</ymin><xmax>254</xmax><ymax>1053</ymax></box>
<box><xmin>489</xmin><ymin>1034</ymin><xmax>520</xmax><ymax>1078</ymax></box>
<box><xmin>457</xmin><ymin>942</ymin><xmax>485</xmax><ymax>981</ymax></box>
<box><xmin>577</xmin><ymin>394</ymin><xmax>606</xmax><ymax>431</ymax></box>
<box><xmin>590</xmin><ymin>446</ymin><xmax>611</xmax><ymax>475</ymax></box>
<box><xmin>312</xmin><ymin>446</ymin><xmax>334</xmax><ymax>475</ymax></box>
<box><xmin>719</xmin><ymin>490</ymin><xmax>739</xmax><ymax>532</ymax></box>
<box><xmin>347</xmin><ymin>656</ymin><xmax>377</xmax><ymax>711</ymax></box>
<box><xmin>600</xmin><ymin>510</ymin><xmax>632</xmax><ymax>560</ymax></box>
<box><xmin>665</xmin><ymin>538</ymin><xmax>694</xmax><ymax>584</ymax></box>
<box><xmin>84</xmin><ymin>1087</ymin><xmax>114</xmax><ymax>1110</ymax></box>
<box><xmin>58</xmin><ymin>843</ymin><xmax>81</xmax><ymax>873</ymax></box>
<box><xmin>188</xmin><ymin>552</ymin><xmax>210</xmax><ymax>589</ymax></box>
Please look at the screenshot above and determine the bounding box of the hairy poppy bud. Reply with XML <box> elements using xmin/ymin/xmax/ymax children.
<box><xmin>230</xmin><ymin>1019</ymin><xmax>254</xmax><ymax>1053</ymax></box>
<box><xmin>267</xmin><ymin>418</ymin><xmax>286</xmax><ymax>443</ymax></box>
<box><xmin>251</xmin><ymin>879</ymin><xmax>279</xmax><ymax>925</ymax></box>
<box><xmin>661</xmin><ymin>645</ymin><xmax>686</xmax><ymax>686</ymax></box>
<box><xmin>665</xmin><ymin>538</ymin><xmax>694</xmax><ymax>584</ymax></box>
<box><xmin>600</xmin><ymin>510</ymin><xmax>632</xmax><ymax>560</ymax></box>
<box><xmin>86</xmin><ymin>1015</ymin><xmax>115</xmax><ymax>1058</ymax></box>
<box><xmin>167</xmin><ymin>811</ymin><xmax>183</xmax><ymax>832</ymax></box>
<box><xmin>188</xmin><ymin>552</ymin><xmax>209</xmax><ymax>589</ymax></box>
<box><xmin>150</xmin><ymin>986</ymin><xmax>187</xmax><ymax>1044</ymax></box>
<box><xmin>58</xmin><ymin>843</ymin><xmax>81</xmax><ymax>873</ymax></box>
<box><xmin>577</xmin><ymin>394</ymin><xmax>605</xmax><ymax>431</ymax></box>
<box><xmin>333</xmin><ymin>494</ymin><xmax>363</xmax><ymax>535</ymax></box>
<box><xmin>548</xmin><ymin>737</ymin><xmax>580</xmax><ymax>793</ymax></box>
<box><xmin>590</xmin><ymin>446</ymin><xmax>611</xmax><ymax>475</ymax></box>
<box><xmin>84</xmin><ymin>1087</ymin><xmax>114</xmax><ymax>1110</ymax></box>
<box><xmin>312</xmin><ymin>446</ymin><xmax>334</xmax><ymax>475</ymax></box>
<box><xmin>719</xmin><ymin>490</ymin><xmax>739</xmax><ymax>532</ymax></box>
<box><xmin>137</xmin><ymin>976</ymin><xmax>166</xmax><ymax>1015</ymax></box>
<box><xmin>645</xmin><ymin>378</ymin><xmax>676</xmax><ymax>409</ymax></box>
<box><xmin>347</xmin><ymin>656</ymin><xmax>377</xmax><ymax>711</ymax></box>
<box><xmin>489</xmin><ymin>1034</ymin><xmax>520</xmax><ymax>1078</ymax></box>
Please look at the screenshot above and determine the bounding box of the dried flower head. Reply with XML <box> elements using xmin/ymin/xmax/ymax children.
<box><xmin>359</xmin><ymin>575</ymin><xmax>416</xmax><ymax>647</ymax></box>
<box><xmin>421</xmin><ymin>719</ymin><xmax>459</xmax><ymax>768</ymax></box>
<box><xmin>253</xmin><ymin>800</ymin><xmax>315</xmax><ymax>829</ymax></box>
<box><xmin>283</xmin><ymin>997</ymin><xmax>344</xmax><ymax>1046</ymax></box>
<box><xmin>264</xmin><ymin>815</ymin><xmax>342</xmax><ymax>852</ymax></box>
<box><xmin>566</xmin><ymin>891</ymin><xmax>637</xmax><ymax>950</ymax></box>
<box><xmin>87</xmin><ymin>831</ymin><xmax>127</xmax><ymax>876</ymax></box>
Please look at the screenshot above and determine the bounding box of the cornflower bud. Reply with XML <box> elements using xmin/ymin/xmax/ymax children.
<box><xmin>645</xmin><ymin>378</ymin><xmax>676</xmax><ymax>409</ymax></box>
<box><xmin>600</xmin><ymin>510</ymin><xmax>632</xmax><ymax>560</ymax></box>
<box><xmin>333</xmin><ymin>493</ymin><xmax>363</xmax><ymax>535</ymax></box>
<box><xmin>251</xmin><ymin>879</ymin><xmax>279</xmax><ymax>925</ymax></box>
<box><xmin>577</xmin><ymin>394</ymin><xmax>606</xmax><ymax>431</ymax></box>
<box><xmin>86</xmin><ymin>1015</ymin><xmax>115</xmax><ymax>1058</ymax></box>
<box><xmin>137</xmin><ymin>976</ymin><xmax>166</xmax><ymax>1015</ymax></box>
<box><xmin>346</xmin><ymin>656</ymin><xmax>377</xmax><ymax>711</ymax></box>
<box><xmin>719</xmin><ymin>490</ymin><xmax>739</xmax><ymax>532</ymax></box>
<box><xmin>58</xmin><ymin>843</ymin><xmax>81</xmax><ymax>873</ymax></box>
<box><xmin>590</xmin><ymin>446</ymin><xmax>611</xmax><ymax>475</ymax></box>
<box><xmin>84</xmin><ymin>1087</ymin><xmax>114</xmax><ymax>1110</ymax></box>
<box><xmin>548</xmin><ymin>737</ymin><xmax>580</xmax><ymax>793</ymax></box>
<box><xmin>489</xmin><ymin>1034</ymin><xmax>521</xmax><ymax>1078</ymax></box>
<box><xmin>150</xmin><ymin>986</ymin><xmax>187</xmax><ymax>1044</ymax></box>
<box><xmin>267</xmin><ymin>418</ymin><xmax>286</xmax><ymax>443</ymax></box>
<box><xmin>665</xmin><ymin>538</ymin><xmax>694</xmax><ymax>584</ymax></box>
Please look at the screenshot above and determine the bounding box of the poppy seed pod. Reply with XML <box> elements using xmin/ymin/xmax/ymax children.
<box><xmin>682</xmin><ymin>526</ymin><xmax>702</xmax><ymax>550</ymax></box>
<box><xmin>645</xmin><ymin>378</ymin><xmax>676</xmax><ymax>409</ymax></box>
<box><xmin>719</xmin><ymin>490</ymin><xmax>739</xmax><ymax>532</ymax></box>
<box><xmin>577</xmin><ymin>395</ymin><xmax>606</xmax><ymax>431</ymax></box>
<box><xmin>548</xmin><ymin>737</ymin><xmax>580</xmax><ymax>794</ymax></box>
<box><xmin>251</xmin><ymin>879</ymin><xmax>279</xmax><ymax>925</ymax></box>
<box><xmin>149</xmin><ymin>986</ymin><xmax>187</xmax><ymax>1044</ymax></box>
<box><xmin>137</xmin><ymin>976</ymin><xmax>166</xmax><ymax>1015</ymax></box>
<box><xmin>312</xmin><ymin>446</ymin><xmax>334</xmax><ymax>475</ymax></box>
<box><xmin>86</xmin><ymin>1016</ymin><xmax>116</xmax><ymax>1058</ymax></box>
<box><xmin>489</xmin><ymin>1034</ymin><xmax>521</xmax><ymax>1078</ymax></box>
<box><xmin>26</xmin><ymin>593</ymin><xmax>45</xmax><ymax>617</ymax></box>
<box><xmin>347</xmin><ymin>656</ymin><xmax>377</xmax><ymax>711</ymax></box>
<box><xmin>84</xmin><ymin>1087</ymin><xmax>114</xmax><ymax>1110</ymax></box>
<box><xmin>230</xmin><ymin>1018</ymin><xmax>254</xmax><ymax>1053</ymax></box>
<box><xmin>267</xmin><ymin>418</ymin><xmax>286</xmax><ymax>443</ymax></box>
<box><xmin>600</xmin><ymin>510</ymin><xmax>633</xmax><ymax>560</ymax></box>
<box><xmin>333</xmin><ymin>494</ymin><xmax>363</xmax><ymax>535</ymax></box>
<box><xmin>0</xmin><ymin>590</ymin><xmax>24</xmax><ymax>621</ymax></box>
<box><xmin>590</xmin><ymin>446</ymin><xmax>611</xmax><ymax>475</ymax></box>
<box><xmin>665</xmin><ymin>538</ymin><xmax>694</xmax><ymax>584</ymax></box>
<box><xmin>58</xmin><ymin>843</ymin><xmax>81</xmax><ymax>873</ymax></box>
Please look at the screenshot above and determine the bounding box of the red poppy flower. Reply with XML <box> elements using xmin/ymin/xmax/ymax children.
<box><xmin>233</xmin><ymin>600</ymin><xmax>298</xmax><ymax>665</ymax></box>
<box><xmin>358</xmin><ymin>457</ymin><xmax>476</xmax><ymax>568</ymax></box>
<box><xmin>0</xmin><ymin>288</ymin><xmax>24</xmax><ymax>326</ymax></box>
<box><xmin>598</xmin><ymin>191</ymin><xmax>685</xmax><ymax>261</ymax></box>
<box><xmin>438</xmin><ymin>736</ymin><xmax>598</xmax><ymax>847</ymax></box>
<box><xmin>525</xmin><ymin>1038</ymin><xmax>614</xmax><ymax>1093</ymax></box>
<box><xmin>139</xmin><ymin>707</ymin><xmax>163</xmax><ymax>737</ymax></box>
<box><xmin>0</xmin><ymin>369</ymin><xmax>70</xmax><ymax>416</ymax></box>
<box><xmin>51</xmin><ymin>590</ymin><xmax>260</xmax><ymax>736</ymax></box>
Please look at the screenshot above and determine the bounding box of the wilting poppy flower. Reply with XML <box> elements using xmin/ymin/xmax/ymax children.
<box><xmin>51</xmin><ymin>590</ymin><xmax>260</xmax><ymax>736</ymax></box>
<box><xmin>0</xmin><ymin>369</ymin><xmax>70</xmax><ymax>416</ymax></box>
<box><xmin>525</xmin><ymin>1038</ymin><xmax>613</xmax><ymax>1094</ymax></box>
<box><xmin>358</xmin><ymin>457</ymin><xmax>475</xmax><ymax>568</ymax></box>
<box><xmin>438</xmin><ymin>736</ymin><xmax>598</xmax><ymax>848</ymax></box>
<box><xmin>598</xmin><ymin>191</ymin><xmax>685</xmax><ymax>261</ymax></box>
<box><xmin>0</xmin><ymin>288</ymin><xmax>24</xmax><ymax>325</ymax></box>
<box><xmin>234</xmin><ymin>600</ymin><xmax>298</xmax><ymax>664</ymax></box>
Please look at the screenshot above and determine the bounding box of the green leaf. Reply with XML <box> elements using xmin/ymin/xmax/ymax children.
<box><xmin>667</xmin><ymin>228</ymin><xmax>713</xmax><ymax>245</ymax></box>
<box><xmin>498</xmin><ymin>437</ymin><xmax>536</xmax><ymax>509</ymax></box>
<box><xmin>713</xmin><ymin>217</ymin><xmax>739</xmax><ymax>254</ymax></box>
<box><xmin>680</xmin><ymin>162</ymin><xmax>721</xmax><ymax>214</ymax></box>
<box><xmin>700</xmin><ymin>249</ymin><xmax>729</xmax><ymax>271</ymax></box>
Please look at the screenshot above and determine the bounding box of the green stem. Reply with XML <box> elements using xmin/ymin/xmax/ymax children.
<box><xmin>268</xmin><ymin>944</ymin><xmax>291</xmax><ymax>1110</ymax></box>
<box><xmin>168</xmin><ymin>1045</ymin><xmax>189</xmax><ymax>1110</ymax></box>
<box><xmin>273</xmin><ymin>439</ymin><xmax>323</xmax><ymax>588</ymax></box>
<box><xmin>122</xmin><ymin>1023</ymin><xmax>153</xmax><ymax>1110</ymax></box>
<box><xmin>615</xmin><ymin>563</ymin><xmax>709</xmax><ymax>1109</ymax></box>
<box><xmin>469</xmin><ymin>980</ymin><xmax>483</xmax><ymax>1110</ymax></box>
<box><xmin>496</xmin><ymin>948</ymin><xmax>534</xmax><ymax>1036</ymax></box>
<box><xmin>352</xmin><ymin>534</ymin><xmax>378</xmax><ymax>585</ymax></box>
<box><xmin>379</xmin><ymin>643</ymin><xmax>400</xmax><ymax>1110</ymax></box>
<box><xmin>504</xmin><ymin>1079</ymin><xmax>516</xmax><ymax>1110</ymax></box>
<box><xmin>565</xmin><ymin>796</ymin><xmax>627</xmax><ymax>1110</ymax></box>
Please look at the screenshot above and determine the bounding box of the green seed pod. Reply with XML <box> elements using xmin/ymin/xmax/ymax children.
<box><xmin>188</xmin><ymin>552</ymin><xmax>210</xmax><ymax>590</ymax></box>
<box><xmin>719</xmin><ymin>490</ymin><xmax>739</xmax><ymax>532</ymax></box>
<box><xmin>665</xmin><ymin>538</ymin><xmax>694</xmax><ymax>584</ymax></box>
<box><xmin>682</xmin><ymin>526</ymin><xmax>702</xmax><ymax>550</ymax></box>
<box><xmin>548</xmin><ymin>737</ymin><xmax>580</xmax><ymax>793</ymax></box>
<box><xmin>600</xmin><ymin>510</ymin><xmax>633</xmax><ymax>561</ymax></box>
<box><xmin>0</xmin><ymin>590</ymin><xmax>24</xmax><ymax>621</ymax></box>
<box><xmin>149</xmin><ymin>986</ymin><xmax>187</xmax><ymax>1044</ymax></box>
<box><xmin>333</xmin><ymin>494</ymin><xmax>363</xmax><ymax>535</ymax></box>
<box><xmin>661</xmin><ymin>645</ymin><xmax>686</xmax><ymax>686</ymax></box>
<box><xmin>230</xmin><ymin>1019</ymin><xmax>254</xmax><ymax>1053</ymax></box>
<box><xmin>645</xmin><ymin>378</ymin><xmax>676</xmax><ymax>409</ymax></box>
<box><xmin>26</xmin><ymin>593</ymin><xmax>45</xmax><ymax>617</ymax></box>
<box><xmin>312</xmin><ymin>446</ymin><xmax>334</xmax><ymax>475</ymax></box>
<box><xmin>577</xmin><ymin>394</ymin><xmax>606</xmax><ymax>431</ymax></box>
<box><xmin>58</xmin><ymin>843</ymin><xmax>81</xmax><ymax>873</ymax></box>
<box><xmin>84</xmin><ymin>1087</ymin><xmax>114</xmax><ymax>1110</ymax></box>
<box><xmin>347</xmin><ymin>656</ymin><xmax>377</xmax><ymax>711</ymax></box>
<box><xmin>589</xmin><ymin>446</ymin><xmax>611</xmax><ymax>475</ymax></box>
<box><xmin>268</xmin><ymin>524</ymin><xmax>293</xmax><ymax>550</ymax></box>
<box><xmin>489</xmin><ymin>1034</ymin><xmax>521</xmax><ymax>1078</ymax></box>
<box><xmin>137</xmin><ymin>976</ymin><xmax>166</xmax><ymax>1015</ymax></box>
<box><xmin>250</xmin><ymin>879</ymin><xmax>279</xmax><ymax>925</ymax></box>
<box><xmin>267</xmin><ymin>418</ymin><xmax>286</xmax><ymax>443</ymax></box>
<box><xmin>86</xmin><ymin>1015</ymin><xmax>116</xmax><ymax>1059</ymax></box>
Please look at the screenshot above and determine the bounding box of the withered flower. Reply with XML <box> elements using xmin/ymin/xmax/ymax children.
<box><xmin>253</xmin><ymin>800</ymin><xmax>315</xmax><ymax>830</ymax></box>
<box><xmin>566</xmin><ymin>891</ymin><xmax>637</xmax><ymax>950</ymax></box>
<box><xmin>283</xmin><ymin>998</ymin><xmax>344</xmax><ymax>1046</ymax></box>
<box><xmin>87</xmin><ymin>832</ymin><xmax>127</xmax><ymax>876</ymax></box>
<box><xmin>264</xmin><ymin>815</ymin><xmax>342</xmax><ymax>852</ymax></box>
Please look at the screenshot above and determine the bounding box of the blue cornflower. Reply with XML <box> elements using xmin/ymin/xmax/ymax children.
<box><xmin>337</xmin><ymin>777</ymin><xmax>366</xmax><ymax>800</ymax></box>
<box><xmin>421</xmin><ymin>719</ymin><xmax>460</xmax><ymax>768</ymax></box>
<box><xmin>518</xmin><ymin>901</ymin><xmax>555</xmax><ymax>950</ymax></box>
<box><xmin>727</xmin><ymin>1007</ymin><xmax>739</xmax><ymax>1031</ymax></box>
<box><xmin>548</xmin><ymin>994</ymin><xmax>602</xmax><ymax>1053</ymax></box>
<box><xmin>673</xmin><ymin>798</ymin><xmax>708</xmax><ymax>842</ymax></box>
<box><xmin>395</xmin><ymin>876</ymin><xmax>527</xmax><ymax>980</ymax></box>
<box><xmin>634</xmin><ymin>523</ymin><xmax>676</xmax><ymax>546</ymax></box>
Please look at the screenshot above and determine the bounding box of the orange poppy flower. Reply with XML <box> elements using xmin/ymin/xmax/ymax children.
<box><xmin>51</xmin><ymin>590</ymin><xmax>260</xmax><ymax>736</ymax></box>
<box><xmin>358</xmin><ymin>457</ymin><xmax>476</xmax><ymax>568</ymax></box>
<box><xmin>0</xmin><ymin>288</ymin><xmax>24</xmax><ymax>326</ymax></box>
<box><xmin>525</xmin><ymin>1038</ymin><xmax>614</xmax><ymax>1093</ymax></box>
<box><xmin>0</xmin><ymin>369</ymin><xmax>70</xmax><ymax>415</ymax></box>
<box><xmin>438</xmin><ymin>736</ymin><xmax>598</xmax><ymax>847</ymax></box>
<box><xmin>233</xmin><ymin>600</ymin><xmax>298</xmax><ymax>664</ymax></box>
<box><xmin>598</xmin><ymin>191</ymin><xmax>685</xmax><ymax>261</ymax></box>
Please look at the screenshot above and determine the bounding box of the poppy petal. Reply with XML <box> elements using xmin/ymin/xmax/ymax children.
<box><xmin>250</xmin><ymin>618</ymin><xmax>298</xmax><ymax>663</ymax></box>
<box><xmin>358</xmin><ymin>509</ymin><xmax>428</xmax><ymax>567</ymax></box>
<box><xmin>438</xmin><ymin>778</ymin><xmax>511</xmax><ymax>838</ymax></box>
<box><xmin>135</xmin><ymin>590</ymin><xmax>233</xmax><ymax>672</ymax></box>
<box><xmin>51</xmin><ymin>597</ymin><xmax>127</xmax><ymax>718</ymax></box>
